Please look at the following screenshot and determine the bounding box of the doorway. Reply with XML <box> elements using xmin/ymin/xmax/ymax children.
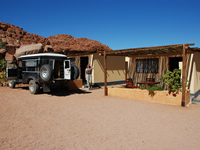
<box><xmin>80</xmin><ymin>57</ymin><xmax>88</xmax><ymax>83</ymax></box>
<box><xmin>169</xmin><ymin>57</ymin><xmax>182</xmax><ymax>71</ymax></box>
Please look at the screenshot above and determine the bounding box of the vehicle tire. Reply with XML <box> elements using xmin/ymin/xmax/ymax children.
<box><xmin>29</xmin><ymin>80</ymin><xmax>40</xmax><ymax>94</ymax></box>
<box><xmin>9</xmin><ymin>80</ymin><xmax>15</xmax><ymax>88</ymax></box>
<box><xmin>40</xmin><ymin>64</ymin><xmax>52</xmax><ymax>82</ymax></box>
<box><xmin>71</xmin><ymin>64</ymin><xmax>79</xmax><ymax>80</ymax></box>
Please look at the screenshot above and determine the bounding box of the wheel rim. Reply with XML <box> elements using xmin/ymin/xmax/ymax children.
<box><xmin>29</xmin><ymin>82</ymin><xmax>34</xmax><ymax>92</ymax></box>
<box><xmin>41</xmin><ymin>68</ymin><xmax>48</xmax><ymax>79</ymax></box>
<box><xmin>9</xmin><ymin>81</ymin><xmax>12</xmax><ymax>87</ymax></box>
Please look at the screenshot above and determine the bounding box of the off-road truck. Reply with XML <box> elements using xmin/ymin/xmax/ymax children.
<box><xmin>6</xmin><ymin>53</ymin><xmax>79</xmax><ymax>94</ymax></box>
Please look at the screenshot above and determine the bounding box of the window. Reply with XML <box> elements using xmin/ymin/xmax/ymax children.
<box><xmin>42</xmin><ymin>59</ymin><xmax>49</xmax><ymax>65</ymax></box>
<box><xmin>6</xmin><ymin>60</ymin><xmax>17</xmax><ymax>69</ymax></box>
<box><xmin>22</xmin><ymin>59</ymin><xmax>39</xmax><ymax>72</ymax></box>
<box><xmin>136</xmin><ymin>58</ymin><xmax>158</xmax><ymax>73</ymax></box>
<box><xmin>25</xmin><ymin>61</ymin><xmax>37</xmax><ymax>67</ymax></box>
<box><xmin>65</xmin><ymin>61</ymin><xmax>70</xmax><ymax>69</ymax></box>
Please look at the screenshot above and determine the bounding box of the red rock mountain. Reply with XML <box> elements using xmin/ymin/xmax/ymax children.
<box><xmin>0</xmin><ymin>22</ymin><xmax>112</xmax><ymax>53</ymax></box>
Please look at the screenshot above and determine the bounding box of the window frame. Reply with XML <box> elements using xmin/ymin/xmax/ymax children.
<box><xmin>22</xmin><ymin>59</ymin><xmax>39</xmax><ymax>73</ymax></box>
<box><xmin>136</xmin><ymin>58</ymin><xmax>159</xmax><ymax>73</ymax></box>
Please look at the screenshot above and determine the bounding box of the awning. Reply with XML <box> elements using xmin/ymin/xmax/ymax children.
<box><xmin>101</xmin><ymin>43</ymin><xmax>195</xmax><ymax>56</ymax></box>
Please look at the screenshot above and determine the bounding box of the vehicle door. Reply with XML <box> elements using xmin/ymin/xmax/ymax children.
<box><xmin>64</xmin><ymin>60</ymin><xmax>71</xmax><ymax>80</ymax></box>
<box><xmin>6</xmin><ymin>60</ymin><xmax>18</xmax><ymax>80</ymax></box>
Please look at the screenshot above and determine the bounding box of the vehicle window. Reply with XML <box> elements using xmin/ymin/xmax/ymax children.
<box><xmin>7</xmin><ymin>60</ymin><xmax>17</xmax><ymax>69</ymax></box>
<box><xmin>22</xmin><ymin>59</ymin><xmax>38</xmax><ymax>72</ymax></box>
<box><xmin>25</xmin><ymin>61</ymin><xmax>37</xmax><ymax>67</ymax></box>
<box><xmin>42</xmin><ymin>59</ymin><xmax>49</xmax><ymax>64</ymax></box>
<box><xmin>65</xmin><ymin>61</ymin><xmax>70</xmax><ymax>68</ymax></box>
<box><xmin>27</xmin><ymin>67</ymin><xmax>36</xmax><ymax>72</ymax></box>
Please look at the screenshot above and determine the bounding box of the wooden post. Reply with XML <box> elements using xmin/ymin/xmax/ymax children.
<box><xmin>182</xmin><ymin>44</ymin><xmax>186</xmax><ymax>106</ymax></box>
<box><xmin>104</xmin><ymin>51</ymin><xmax>108</xmax><ymax>96</ymax></box>
<box><xmin>125</xmin><ymin>62</ymin><xmax>128</xmax><ymax>81</ymax></box>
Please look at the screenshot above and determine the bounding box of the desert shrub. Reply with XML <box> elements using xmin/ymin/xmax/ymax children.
<box><xmin>146</xmin><ymin>85</ymin><xmax>164</xmax><ymax>95</ymax></box>
<box><xmin>160</xmin><ymin>69</ymin><xmax>182</xmax><ymax>93</ymax></box>
<box><xmin>139</xmin><ymin>84</ymin><xmax>146</xmax><ymax>90</ymax></box>
<box><xmin>156</xmin><ymin>86</ymin><xmax>164</xmax><ymax>91</ymax></box>
<box><xmin>139</xmin><ymin>83</ymin><xmax>164</xmax><ymax>95</ymax></box>
<box><xmin>0</xmin><ymin>71</ymin><xmax>7</xmax><ymax>83</ymax></box>
<box><xmin>0</xmin><ymin>59</ymin><xmax>6</xmax><ymax>71</ymax></box>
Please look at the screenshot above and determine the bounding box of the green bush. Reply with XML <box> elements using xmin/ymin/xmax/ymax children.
<box><xmin>0</xmin><ymin>59</ymin><xmax>6</xmax><ymax>71</ymax></box>
<box><xmin>0</xmin><ymin>72</ymin><xmax>6</xmax><ymax>78</ymax></box>
<box><xmin>139</xmin><ymin>84</ymin><xmax>146</xmax><ymax>90</ymax></box>
<box><xmin>0</xmin><ymin>71</ymin><xmax>7</xmax><ymax>83</ymax></box>
<box><xmin>160</xmin><ymin>69</ymin><xmax>182</xmax><ymax>93</ymax></box>
<box><xmin>146</xmin><ymin>85</ymin><xmax>164</xmax><ymax>95</ymax></box>
<box><xmin>139</xmin><ymin>83</ymin><xmax>164</xmax><ymax>95</ymax></box>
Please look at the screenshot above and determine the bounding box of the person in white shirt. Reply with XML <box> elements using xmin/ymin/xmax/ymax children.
<box><xmin>85</xmin><ymin>64</ymin><xmax>94</xmax><ymax>88</ymax></box>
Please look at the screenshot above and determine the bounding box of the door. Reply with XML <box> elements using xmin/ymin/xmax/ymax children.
<box><xmin>6</xmin><ymin>60</ymin><xmax>18</xmax><ymax>80</ymax></box>
<box><xmin>169</xmin><ymin>57</ymin><xmax>182</xmax><ymax>71</ymax></box>
<box><xmin>80</xmin><ymin>57</ymin><xmax>88</xmax><ymax>82</ymax></box>
<box><xmin>64</xmin><ymin>60</ymin><xmax>71</xmax><ymax>80</ymax></box>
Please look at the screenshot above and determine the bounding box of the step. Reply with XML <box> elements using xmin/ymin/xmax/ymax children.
<box><xmin>192</xmin><ymin>98</ymin><xmax>200</xmax><ymax>104</ymax></box>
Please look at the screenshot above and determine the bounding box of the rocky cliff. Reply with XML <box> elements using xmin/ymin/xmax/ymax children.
<box><xmin>0</xmin><ymin>22</ymin><xmax>112</xmax><ymax>60</ymax></box>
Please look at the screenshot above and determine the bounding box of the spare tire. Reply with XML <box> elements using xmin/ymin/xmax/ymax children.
<box><xmin>40</xmin><ymin>64</ymin><xmax>52</xmax><ymax>82</ymax></box>
<box><xmin>71</xmin><ymin>64</ymin><xmax>79</xmax><ymax>80</ymax></box>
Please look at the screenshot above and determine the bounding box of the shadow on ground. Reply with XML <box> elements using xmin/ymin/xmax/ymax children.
<box><xmin>49</xmin><ymin>88</ymin><xmax>91</xmax><ymax>96</ymax></box>
<box><xmin>17</xmin><ymin>86</ymin><xmax>91</xmax><ymax>96</ymax></box>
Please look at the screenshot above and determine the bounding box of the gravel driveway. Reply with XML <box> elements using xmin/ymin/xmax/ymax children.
<box><xmin>0</xmin><ymin>86</ymin><xmax>200</xmax><ymax>150</ymax></box>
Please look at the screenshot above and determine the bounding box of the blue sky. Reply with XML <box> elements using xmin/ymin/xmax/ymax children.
<box><xmin>0</xmin><ymin>0</ymin><xmax>199</xmax><ymax>50</ymax></box>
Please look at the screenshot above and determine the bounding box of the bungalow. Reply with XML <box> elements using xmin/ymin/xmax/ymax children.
<box><xmin>65</xmin><ymin>49</ymin><xmax>126</xmax><ymax>85</ymax></box>
<box><xmin>101</xmin><ymin>43</ymin><xmax>200</xmax><ymax>106</ymax></box>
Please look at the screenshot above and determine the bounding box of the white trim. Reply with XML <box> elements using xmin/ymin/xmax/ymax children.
<box><xmin>19</xmin><ymin>53</ymin><xmax>67</xmax><ymax>59</ymax></box>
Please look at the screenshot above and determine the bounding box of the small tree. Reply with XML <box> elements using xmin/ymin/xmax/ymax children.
<box><xmin>160</xmin><ymin>69</ymin><xmax>182</xmax><ymax>93</ymax></box>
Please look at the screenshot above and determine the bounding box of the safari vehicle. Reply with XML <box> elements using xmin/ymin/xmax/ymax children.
<box><xmin>6</xmin><ymin>53</ymin><xmax>79</xmax><ymax>94</ymax></box>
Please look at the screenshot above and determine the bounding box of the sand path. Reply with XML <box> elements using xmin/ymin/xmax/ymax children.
<box><xmin>0</xmin><ymin>87</ymin><xmax>200</xmax><ymax>149</ymax></box>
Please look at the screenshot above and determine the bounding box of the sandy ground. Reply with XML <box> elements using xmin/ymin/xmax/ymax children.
<box><xmin>0</xmin><ymin>86</ymin><xmax>200</xmax><ymax>150</ymax></box>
